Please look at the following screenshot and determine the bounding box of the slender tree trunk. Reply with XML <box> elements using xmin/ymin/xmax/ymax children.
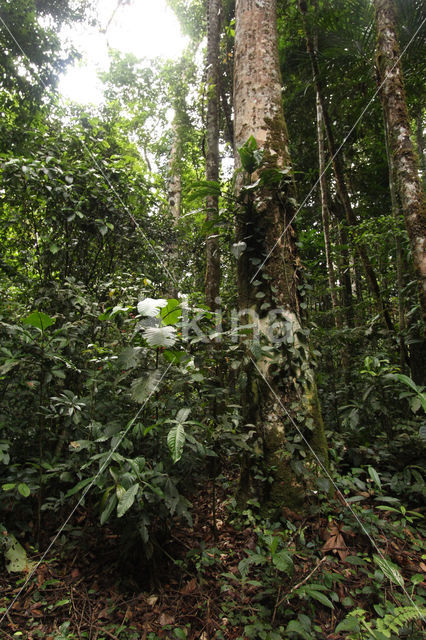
<box><xmin>299</xmin><ymin>0</ymin><xmax>394</xmax><ymax>332</ymax></box>
<box><xmin>383</xmin><ymin>112</ymin><xmax>407</xmax><ymax>368</ymax></box>
<box><xmin>316</xmin><ymin>93</ymin><xmax>340</xmax><ymax>328</ymax></box>
<box><xmin>373</xmin><ymin>0</ymin><xmax>426</xmax><ymax>325</ymax></box>
<box><xmin>234</xmin><ymin>0</ymin><xmax>328</xmax><ymax>509</ymax></box>
<box><xmin>168</xmin><ymin>119</ymin><xmax>182</xmax><ymax>223</ymax></box>
<box><xmin>167</xmin><ymin>119</ymin><xmax>182</xmax><ymax>297</ymax></box>
<box><xmin>416</xmin><ymin>113</ymin><xmax>425</xmax><ymax>180</ymax></box>
<box><xmin>331</xmin><ymin>203</ymin><xmax>354</xmax><ymax>328</ymax></box>
<box><xmin>205</xmin><ymin>0</ymin><xmax>221</xmax><ymax>310</ymax></box>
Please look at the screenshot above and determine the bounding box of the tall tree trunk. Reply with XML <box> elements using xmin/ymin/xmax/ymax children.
<box><xmin>383</xmin><ymin>111</ymin><xmax>408</xmax><ymax>369</ymax></box>
<box><xmin>234</xmin><ymin>0</ymin><xmax>328</xmax><ymax>509</ymax></box>
<box><xmin>166</xmin><ymin>119</ymin><xmax>182</xmax><ymax>297</ymax></box>
<box><xmin>168</xmin><ymin>119</ymin><xmax>182</xmax><ymax>223</ymax></box>
<box><xmin>331</xmin><ymin>203</ymin><xmax>355</xmax><ymax>328</ymax></box>
<box><xmin>205</xmin><ymin>0</ymin><xmax>221</xmax><ymax>310</ymax></box>
<box><xmin>316</xmin><ymin>93</ymin><xmax>340</xmax><ymax>328</ymax></box>
<box><xmin>416</xmin><ymin>112</ymin><xmax>425</xmax><ymax>180</ymax></box>
<box><xmin>373</xmin><ymin>0</ymin><xmax>426</xmax><ymax>325</ymax></box>
<box><xmin>299</xmin><ymin>0</ymin><xmax>394</xmax><ymax>332</ymax></box>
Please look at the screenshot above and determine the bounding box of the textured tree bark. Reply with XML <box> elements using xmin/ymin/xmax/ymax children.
<box><xmin>373</xmin><ymin>0</ymin><xmax>426</xmax><ymax>326</ymax></box>
<box><xmin>204</xmin><ymin>0</ymin><xmax>221</xmax><ymax>310</ymax></box>
<box><xmin>299</xmin><ymin>0</ymin><xmax>395</xmax><ymax>332</ymax></box>
<box><xmin>234</xmin><ymin>0</ymin><xmax>328</xmax><ymax>510</ymax></box>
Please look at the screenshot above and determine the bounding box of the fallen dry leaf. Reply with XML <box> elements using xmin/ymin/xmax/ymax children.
<box><xmin>159</xmin><ymin>612</ymin><xmax>175</xmax><ymax>626</ymax></box>
<box><xmin>181</xmin><ymin>578</ymin><xmax>198</xmax><ymax>595</ymax></box>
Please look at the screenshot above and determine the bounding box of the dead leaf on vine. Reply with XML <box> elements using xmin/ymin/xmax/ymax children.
<box><xmin>322</xmin><ymin>523</ymin><xmax>348</xmax><ymax>561</ymax></box>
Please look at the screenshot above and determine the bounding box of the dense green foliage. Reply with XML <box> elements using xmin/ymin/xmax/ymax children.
<box><xmin>0</xmin><ymin>0</ymin><xmax>425</xmax><ymax>638</ymax></box>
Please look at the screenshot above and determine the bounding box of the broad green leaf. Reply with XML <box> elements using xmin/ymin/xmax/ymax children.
<box><xmin>335</xmin><ymin>616</ymin><xmax>361</xmax><ymax>633</ymax></box>
<box><xmin>2</xmin><ymin>483</ymin><xmax>16</xmax><ymax>491</ymax></box>
<box><xmin>0</xmin><ymin>360</ymin><xmax>20</xmax><ymax>375</ymax></box>
<box><xmin>373</xmin><ymin>555</ymin><xmax>404</xmax><ymax>587</ymax></box>
<box><xmin>117</xmin><ymin>346</ymin><xmax>142</xmax><ymax>370</ymax></box>
<box><xmin>4</xmin><ymin>534</ymin><xmax>36</xmax><ymax>573</ymax></box>
<box><xmin>143</xmin><ymin>326</ymin><xmax>177</xmax><ymax>348</ymax></box>
<box><xmin>22</xmin><ymin>311</ymin><xmax>55</xmax><ymax>331</ymax></box>
<box><xmin>117</xmin><ymin>483</ymin><xmax>139</xmax><ymax>518</ymax></box>
<box><xmin>285</xmin><ymin>620</ymin><xmax>312</xmax><ymax>640</ymax></box>
<box><xmin>110</xmin><ymin>305</ymin><xmax>130</xmax><ymax>317</ymax></box>
<box><xmin>137</xmin><ymin>297</ymin><xmax>168</xmax><ymax>317</ymax></box>
<box><xmin>100</xmin><ymin>496</ymin><xmax>115</xmax><ymax>526</ymax></box>
<box><xmin>272</xmin><ymin>549</ymin><xmax>294</xmax><ymax>575</ymax></box>
<box><xmin>238</xmin><ymin>136</ymin><xmax>263</xmax><ymax>173</ymax></box>
<box><xmin>176</xmin><ymin>408</ymin><xmax>191</xmax><ymax>424</ymax></box>
<box><xmin>167</xmin><ymin>424</ymin><xmax>186</xmax><ymax>463</ymax></box>
<box><xmin>17</xmin><ymin>483</ymin><xmax>30</xmax><ymax>498</ymax></box>
<box><xmin>160</xmin><ymin>299</ymin><xmax>181</xmax><ymax>326</ymax></box>
<box><xmin>131</xmin><ymin>371</ymin><xmax>161</xmax><ymax>403</ymax></box>
<box><xmin>65</xmin><ymin>476</ymin><xmax>94</xmax><ymax>498</ymax></box>
<box><xmin>368</xmin><ymin>466</ymin><xmax>381</xmax><ymax>489</ymax></box>
<box><xmin>162</xmin><ymin>350</ymin><xmax>189</xmax><ymax>364</ymax></box>
<box><xmin>303</xmin><ymin>587</ymin><xmax>334</xmax><ymax>609</ymax></box>
<box><xmin>187</xmin><ymin>179</ymin><xmax>221</xmax><ymax>203</ymax></box>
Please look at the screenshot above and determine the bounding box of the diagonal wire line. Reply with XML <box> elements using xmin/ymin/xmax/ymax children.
<box><xmin>0</xmin><ymin>12</ymin><xmax>179</xmax><ymax>288</ymax></box>
<box><xmin>0</xmin><ymin>361</ymin><xmax>173</xmax><ymax>628</ymax></box>
<box><xmin>249</xmin><ymin>355</ymin><xmax>425</xmax><ymax>620</ymax></box>
<box><xmin>250</xmin><ymin>13</ymin><xmax>426</xmax><ymax>284</ymax></box>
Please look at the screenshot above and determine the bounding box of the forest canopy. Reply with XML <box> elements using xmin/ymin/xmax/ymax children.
<box><xmin>0</xmin><ymin>0</ymin><xmax>425</xmax><ymax>638</ymax></box>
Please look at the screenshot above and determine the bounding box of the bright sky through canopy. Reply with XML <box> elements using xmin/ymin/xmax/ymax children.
<box><xmin>59</xmin><ymin>0</ymin><xmax>188</xmax><ymax>104</ymax></box>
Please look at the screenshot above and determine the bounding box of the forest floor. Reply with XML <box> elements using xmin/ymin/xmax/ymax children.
<box><xmin>0</xmin><ymin>478</ymin><xmax>425</xmax><ymax>640</ymax></box>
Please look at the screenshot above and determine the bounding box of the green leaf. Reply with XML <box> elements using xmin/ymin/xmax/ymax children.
<box><xmin>53</xmin><ymin>598</ymin><xmax>71</xmax><ymax>607</ymax></box>
<box><xmin>335</xmin><ymin>616</ymin><xmax>361</xmax><ymax>633</ymax></box>
<box><xmin>176</xmin><ymin>408</ymin><xmax>191</xmax><ymax>424</ymax></box>
<box><xmin>4</xmin><ymin>534</ymin><xmax>36</xmax><ymax>573</ymax></box>
<box><xmin>131</xmin><ymin>371</ymin><xmax>161</xmax><ymax>403</ymax></box>
<box><xmin>368</xmin><ymin>466</ymin><xmax>381</xmax><ymax>489</ymax></box>
<box><xmin>167</xmin><ymin>424</ymin><xmax>186</xmax><ymax>463</ymax></box>
<box><xmin>117</xmin><ymin>483</ymin><xmax>139</xmax><ymax>518</ymax></box>
<box><xmin>137</xmin><ymin>297</ymin><xmax>168</xmax><ymax>317</ymax></box>
<box><xmin>162</xmin><ymin>350</ymin><xmax>189</xmax><ymax>364</ymax></box>
<box><xmin>303</xmin><ymin>587</ymin><xmax>334</xmax><ymax>609</ymax></box>
<box><xmin>65</xmin><ymin>476</ymin><xmax>94</xmax><ymax>498</ymax></box>
<box><xmin>22</xmin><ymin>311</ymin><xmax>55</xmax><ymax>331</ymax></box>
<box><xmin>143</xmin><ymin>326</ymin><xmax>177</xmax><ymax>348</ymax></box>
<box><xmin>0</xmin><ymin>360</ymin><xmax>20</xmax><ymax>375</ymax></box>
<box><xmin>272</xmin><ymin>549</ymin><xmax>293</xmax><ymax>575</ymax></box>
<box><xmin>160</xmin><ymin>299</ymin><xmax>181</xmax><ymax>326</ymax></box>
<box><xmin>187</xmin><ymin>179</ymin><xmax>221</xmax><ymax>203</ymax></box>
<box><xmin>238</xmin><ymin>136</ymin><xmax>263</xmax><ymax>173</ymax></box>
<box><xmin>285</xmin><ymin>620</ymin><xmax>312</xmax><ymax>640</ymax></box>
<box><xmin>373</xmin><ymin>555</ymin><xmax>404</xmax><ymax>587</ymax></box>
<box><xmin>2</xmin><ymin>483</ymin><xmax>16</xmax><ymax>491</ymax></box>
<box><xmin>100</xmin><ymin>494</ymin><xmax>117</xmax><ymax>525</ymax></box>
<box><xmin>17</xmin><ymin>483</ymin><xmax>30</xmax><ymax>498</ymax></box>
<box><xmin>117</xmin><ymin>346</ymin><xmax>142</xmax><ymax>370</ymax></box>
